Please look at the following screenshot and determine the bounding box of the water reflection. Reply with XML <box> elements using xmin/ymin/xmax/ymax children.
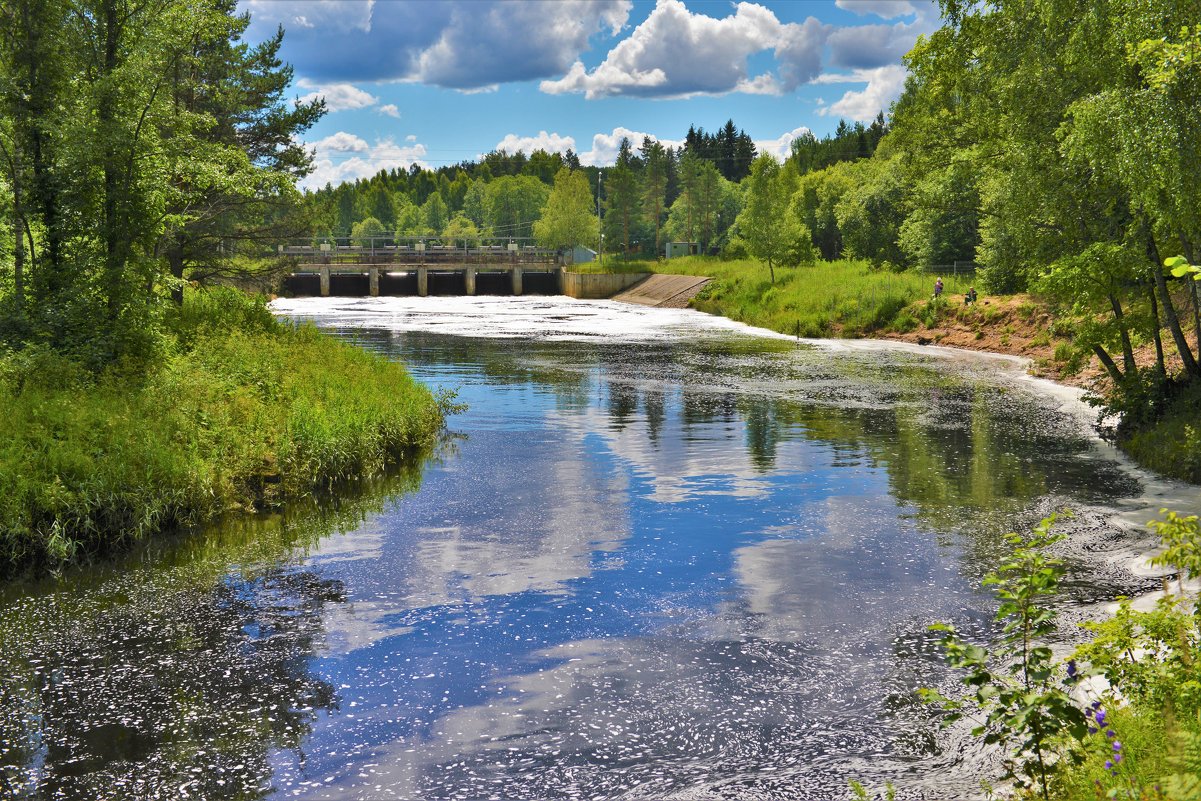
<box><xmin>1</xmin><ymin>297</ymin><xmax>1153</xmax><ymax>800</ymax></box>
<box><xmin>0</xmin><ymin>470</ymin><xmax>426</xmax><ymax>799</ymax></box>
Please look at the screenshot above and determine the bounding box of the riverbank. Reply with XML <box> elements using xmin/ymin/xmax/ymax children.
<box><xmin>624</xmin><ymin>256</ymin><xmax>1198</xmax><ymax>483</ymax></box>
<box><xmin>0</xmin><ymin>289</ymin><xmax>446</xmax><ymax>576</ymax></box>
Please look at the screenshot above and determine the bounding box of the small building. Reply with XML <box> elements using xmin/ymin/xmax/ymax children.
<box><xmin>665</xmin><ymin>242</ymin><xmax>700</xmax><ymax>259</ymax></box>
<box><xmin>566</xmin><ymin>245</ymin><xmax>597</xmax><ymax>264</ymax></box>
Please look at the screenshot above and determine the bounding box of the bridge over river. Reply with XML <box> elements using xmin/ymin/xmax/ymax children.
<box><xmin>281</xmin><ymin>238</ymin><xmax>564</xmax><ymax>297</ymax></box>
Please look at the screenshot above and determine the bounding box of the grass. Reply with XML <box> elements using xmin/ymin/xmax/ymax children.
<box><xmin>0</xmin><ymin>288</ymin><xmax>446</xmax><ymax>574</ymax></box>
<box><xmin>1049</xmin><ymin>704</ymin><xmax>1200</xmax><ymax>801</ymax></box>
<box><xmin>640</xmin><ymin>256</ymin><xmax>972</xmax><ymax>337</ymax></box>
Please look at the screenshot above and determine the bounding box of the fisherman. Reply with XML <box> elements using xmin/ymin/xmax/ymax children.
<box><xmin>934</xmin><ymin>277</ymin><xmax>944</xmax><ymax>299</ymax></box>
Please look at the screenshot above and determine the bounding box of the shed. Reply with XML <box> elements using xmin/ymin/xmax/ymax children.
<box><xmin>665</xmin><ymin>242</ymin><xmax>700</xmax><ymax>259</ymax></box>
<box><xmin>567</xmin><ymin>245</ymin><xmax>597</xmax><ymax>264</ymax></box>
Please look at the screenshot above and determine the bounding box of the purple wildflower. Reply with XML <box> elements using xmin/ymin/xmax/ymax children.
<box><xmin>1113</xmin><ymin>741</ymin><xmax>1122</xmax><ymax>752</ymax></box>
<box><xmin>1095</xmin><ymin>708</ymin><xmax>1107</xmax><ymax>726</ymax></box>
<box><xmin>1106</xmin><ymin>729</ymin><xmax>1116</xmax><ymax>739</ymax></box>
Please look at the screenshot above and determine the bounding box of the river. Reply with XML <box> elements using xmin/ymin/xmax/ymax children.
<box><xmin>0</xmin><ymin>296</ymin><xmax>1184</xmax><ymax>800</ymax></box>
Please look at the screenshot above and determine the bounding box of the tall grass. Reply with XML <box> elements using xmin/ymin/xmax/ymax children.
<box><xmin>649</xmin><ymin>256</ymin><xmax>973</xmax><ymax>337</ymax></box>
<box><xmin>0</xmin><ymin>288</ymin><xmax>445</xmax><ymax>574</ymax></box>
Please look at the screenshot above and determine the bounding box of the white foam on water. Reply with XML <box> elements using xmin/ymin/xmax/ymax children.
<box><xmin>270</xmin><ymin>295</ymin><xmax>793</xmax><ymax>343</ymax></box>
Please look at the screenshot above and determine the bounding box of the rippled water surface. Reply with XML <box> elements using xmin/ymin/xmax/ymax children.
<box><xmin>0</xmin><ymin>297</ymin><xmax>1166</xmax><ymax>799</ymax></box>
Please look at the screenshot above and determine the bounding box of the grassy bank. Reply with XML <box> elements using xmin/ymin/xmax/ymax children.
<box><xmin>0</xmin><ymin>289</ymin><xmax>445</xmax><ymax>575</ymax></box>
<box><xmin>627</xmin><ymin>256</ymin><xmax>1200</xmax><ymax>484</ymax></box>
<box><xmin>645</xmin><ymin>256</ymin><xmax>972</xmax><ymax>337</ymax></box>
<box><xmin>1119</xmin><ymin>382</ymin><xmax>1201</xmax><ymax>485</ymax></box>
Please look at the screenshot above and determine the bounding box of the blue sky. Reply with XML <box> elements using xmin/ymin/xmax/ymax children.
<box><xmin>239</xmin><ymin>0</ymin><xmax>940</xmax><ymax>189</ymax></box>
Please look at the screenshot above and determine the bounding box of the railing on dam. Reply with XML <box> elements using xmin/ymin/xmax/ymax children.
<box><xmin>279</xmin><ymin>236</ymin><xmax>564</xmax><ymax>296</ymax></box>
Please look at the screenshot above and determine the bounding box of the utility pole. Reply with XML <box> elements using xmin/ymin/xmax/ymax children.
<box><xmin>597</xmin><ymin>172</ymin><xmax>603</xmax><ymax>270</ymax></box>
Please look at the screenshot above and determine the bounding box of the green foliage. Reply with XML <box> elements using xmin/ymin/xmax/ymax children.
<box><xmin>793</xmin><ymin>160</ymin><xmax>861</xmax><ymax>261</ymax></box>
<box><xmin>921</xmin><ymin>514</ymin><xmax>1087</xmax><ymax>800</ymax></box>
<box><xmin>1166</xmin><ymin>256</ymin><xmax>1201</xmax><ymax>282</ymax></box>
<box><xmin>1116</xmin><ymin>382</ymin><xmax>1201</xmax><ymax>484</ymax></box>
<box><xmin>421</xmin><ymin>192</ymin><xmax>449</xmax><ymax>235</ymax></box>
<box><xmin>533</xmin><ymin>168</ymin><xmax>597</xmax><ymax>252</ymax></box>
<box><xmin>0</xmin><ymin>289</ymin><xmax>445</xmax><ymax>574</ymax></box>
<box><xmin>665</xmin><ymin>154</ymin><xmax>737</xmax><ymax>252</ymax></box>
<box><xmin>848</xmin><ymin>779</ymin><xmax>896</xmax><ymax>801</ymax></box>
<box><xmin>442</xmin><ymin>213</ymin><xmax>481</xmax><ymax>246</ymax></box>
<box><xmin>602</xmin><ymin>159</ymin><xmax>641</xmax><ymax>255</ymax></box>
<box><xmin>735</xmin><ymin>155</ymin><xmax>813</xmax><ymax>283</ymax></box>
<box><xmin>897</xmin><ymin>158</ymin><xmax>981</xmax><ymax>270</ymax></box>
<box><xmin>834</xmin><ymin>157</ymin><xmax>907</xmax><ymax>268</ymax></box>
<box><xmin>350</xmin><ymin>216</ymin><xmax>386</xmax><ymax>247</ymax></box>
<box><xmin>487</xmin><ymin>174</ymin><xmax>550</xmax><ymax>239</ymax></box>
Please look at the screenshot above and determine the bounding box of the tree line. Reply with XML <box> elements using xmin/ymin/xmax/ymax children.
<box><xmin>305</xmin><ymin>116</ymin><xmax>888</xmax><ymax>260</ymax></box>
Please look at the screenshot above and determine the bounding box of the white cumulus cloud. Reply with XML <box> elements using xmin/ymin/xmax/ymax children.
<box><xmin>310</xmin><ymin>132</ymin><xmax>370</xmax><ymax>152</ymax></box>
<box><xmin>378</xmin><ymin>104</ymin><xmax>400</xmax><ymax>118</ymax></box>
<box><xmin>492</xmin><ymin>131</ymin><xmax>578</xmax><ymax>156</ymax></box>
<box><xmin>580</xmin><ymin>127</ymin><xmax>684</xmax><ymax>167</ymax></box>
<box><xmin>835</xmin><ymin>0</ymin><xmax>918</xmax><ymax>19</ymax></box>
<box><xmin>541</xmin><ymin>0</ymin><xmax>828</xmax><ymax>99</ymax></box>
<box><xmin>816</xmin><ymin>64</ymin><xmax>908</xmax><ymax>121</ymax></box>
<box><xmin>303</xmin><ymin>132</ymin><xmax>429</xmax><ymax>190</ymax></box>
<box><xmin>756</xmin><ymin>126</ymin><xmax>813</xmax><ymax>160</ymax></box>
<box><xmin>248</xmin><ymin>0</ymin><xmax>631</xmax><ymax>90</ymax></box>
<box><xmin>245</xmin><ymin>0</ymin><xmax>373</xmax><ymax>33</ymax></box>
<box><xmin>296</xmin><ymin>78</ymin><xmax>379</xmax><ymax>112</ymax></box>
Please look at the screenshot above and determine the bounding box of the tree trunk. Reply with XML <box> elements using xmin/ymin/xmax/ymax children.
<box><xmin>167</xmin><ymin>237</ymin><xmax>185</xmax><ymax>306</ymax></box>
<box><xmin>1145</xmin><ymin>222</ymin><xmax>1200</xmax><ymax>377</ymax></box>
<box><xmin>1182</xmin><ymin>240</ymin><xmax>1201</xmax><ymax>359</ymax></box>
<box><xmin>6</xmin><ymin>140</ymin><xmax>26</xmax><ymax>310</ymax></box>
<box><xmin>1147</xmin><ymin>279</ymin><xmax>1166</xmax><ymax>379</ymax></box>
<box><xmin>1108</xmin><ymin>293</ymin><xmax>1137</xmax><ymax>377</ymax></box>
<box><xmin>1092</xmin><ymin>344</ymin><xmax>1125</xmax><ymax>386</ymax></box>
<box><xmin>100</xmin><ymin>0</ymin><xmax>127</xmax><ymax>323</ymax></box>
<box><xmin>22</xmin><ymin>0</ymin><xmax>63</xmax><ymax>293</ymax></box>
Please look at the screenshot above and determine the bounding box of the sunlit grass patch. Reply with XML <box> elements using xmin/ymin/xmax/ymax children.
<box><xmin>653</xmin><ymin>256</ymin><xmax>971</xmax><ymax>337</ymax></box>
<box><xmin>0</xmin><ymin>288</ymin><xmax>445</xmax><ymax>574</ymax></box>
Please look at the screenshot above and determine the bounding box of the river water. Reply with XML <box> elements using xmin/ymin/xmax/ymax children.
<box><xmin>0</xmin><ymin>296</ymin><xmax>1183</xmax><ymax>800</ymax></box>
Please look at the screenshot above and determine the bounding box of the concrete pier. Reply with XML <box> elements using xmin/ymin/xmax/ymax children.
<box><xmin>511</xmin><ymin>266</ymin><xmax>523</xmax><ymax>296</ymax></box>
<box><xmin>417</xmin><ymin>267</ymin><xmax>428</xmax><ymax>297</ymax></box>
<box><xmin>465</xmin><ymin>266</ymin><xmax>476</xmax><ymax>295</ymax></box>
<box><xmin>320</xmin><ymin>266</ymin><xmax>330</xmax><ymax>297</ymax></box>
<box><xmin>369</xmin><ymin>268</ymin><xmax>380</xmax><ymax>297</ymax></box>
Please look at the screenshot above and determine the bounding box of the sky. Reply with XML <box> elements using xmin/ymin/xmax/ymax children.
<box><xmin>238</xmin><ymin>0</ymin><xmax>942</xmax><ymax>190</ymax></box>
